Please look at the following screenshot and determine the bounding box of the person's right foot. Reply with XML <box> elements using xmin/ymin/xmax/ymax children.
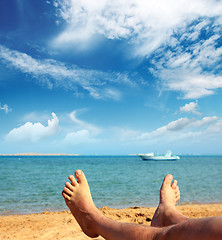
<box><xmin>151</xmin><ymin>174</ymin><xmax>181</xmax><ymax>227</ymax></box>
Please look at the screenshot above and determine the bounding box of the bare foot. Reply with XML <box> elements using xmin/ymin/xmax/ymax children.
<box><xmin>62</xmin><ymin>169</ymin><xmax>101</xmax><ymax>238</ymax></box>
<box><xmin>151</xmin><ymin>174</ymin><xmax>186</xmax><ymax>227</ymax></box>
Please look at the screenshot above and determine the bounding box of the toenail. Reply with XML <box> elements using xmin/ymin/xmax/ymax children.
<box><xmin>76</xmin><ymin>170</ymin><xmax>82</xmax><ymax>176</ymax></box>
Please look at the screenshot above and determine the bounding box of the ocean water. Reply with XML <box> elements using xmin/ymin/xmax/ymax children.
<box><xmin>0</xmin><ymin>155</ymin><xmax>221</xmax><ymax>215</ymax></box>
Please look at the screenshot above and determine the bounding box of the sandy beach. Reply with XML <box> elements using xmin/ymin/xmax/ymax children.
<box><xmin>1</xmin><ymin>203</ymin><xmax>222</xmax><ymax>240</ymax></box>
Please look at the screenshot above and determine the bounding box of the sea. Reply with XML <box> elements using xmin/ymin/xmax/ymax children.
<box><xmin>0</xmin><ymin>155</ymin><xmax>221</xmax><ymax>215</ymax></box>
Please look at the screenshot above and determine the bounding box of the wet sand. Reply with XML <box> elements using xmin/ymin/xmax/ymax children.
<box><xmin>1</xmin><ymin>203</ymin><xmax>222</xmax><ymax>240</ymax></box>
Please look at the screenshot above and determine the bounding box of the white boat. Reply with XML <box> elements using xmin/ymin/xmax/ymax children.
<box><xmin>138</xmin><ymin>151</ymin><xmax>180</xmax><ymax>161</ymax></box>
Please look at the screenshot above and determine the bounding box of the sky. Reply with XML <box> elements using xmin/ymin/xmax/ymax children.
<box><xmin>0</xmin><ymin>0</ymin><xmax>222</xmax><ymax>155</ymax></box>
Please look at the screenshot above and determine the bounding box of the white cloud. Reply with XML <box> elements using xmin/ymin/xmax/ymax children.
<box><xmin>0</xmin><ymin>45</ymin><xmax>135</xmax><ymax>100</ymax></box>
<box><xmin>150</xmin><ymin>27</ymin><xmax>222</xmax><ymax>99</ymax></box>
<box><xmin>206</xmin><ymin>119</ymin><xmax>222</xmax><ymax>135</ymax></box>
<box><xmin>53</xmin><ymin>0</ymin><xmax>222</xmax><ymax>54</ymax></box>
<box><xmin>69</xmin><ymin>110</ymin><xmax>101</xmax><ymax>135</ymax></box>
<box><xmin>139</xmin><ymin>118</ymin><xmax>194</xmax><ymax>140</ymax></box>
<box><xmin>0</xmin><ymin>103</ymin><xmax>11</xmax><ymax>114</ymax></box>
<box><xmin>58</xmin><ymin>110</ymin><xmax>102</xmax><ymax>147</ymax></box>
<box><xmin>192</xmin><ymin>116</ymin><xmax>219</xmax><ymax>128</ymax></box>
<box><xmin>119</xmin><ymin>116</ymin><xmax>220</xmax><ymax>145</ymax></box>
<box><xmin>60</xmin><ymin>128</ymin><xmax>101</xmax><ymax>148</ymax></box>
<box><xmin>180</xmin><ymin>100</ymin><xmax>201</xmax><ymax>115</ymax></box>
<box><xmin>61</xmin><ymin>129</ymin><xmax>92</xmax><ymax>145</ymax></box>
<box><xmin>5</xmin><ymin>113</ymin><xmax>59</xmax><ymax>142</ymax></box>
<box><xmin>53</xmin><ymin>0</ymin><xmax>222</xmax><ymax>99</ymax></box>
<box><xmin>2</xmin><ymin>1</ymin><xmax>222</xmax><ymax>103</ymax></box>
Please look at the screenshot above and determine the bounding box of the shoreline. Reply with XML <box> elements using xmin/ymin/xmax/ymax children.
<box><xmin>1</xmin><ymin>203</ymin><xmax>222</xmax><ymax>240</ymax></box>
<box><xmin>1</xmin><ymin>201</ymin><xmax>222</xmax><ymax>217</ymax></box>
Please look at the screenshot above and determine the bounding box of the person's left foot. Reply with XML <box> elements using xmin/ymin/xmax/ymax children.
<box><xmin>62</xmin><ymin>169</ymin><xmax>100</xmax><ymax>238</ymax></box>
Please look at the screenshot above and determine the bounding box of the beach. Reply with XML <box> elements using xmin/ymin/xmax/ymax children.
<box><xmin>1</xmin><ymin>155</ymin><xmax>222</xmax><ymax>239</ymax></box>
<box><xmin>1</xmin><ymin>203</ymin><xmax>222</xmax><ymax>240</ymax></box>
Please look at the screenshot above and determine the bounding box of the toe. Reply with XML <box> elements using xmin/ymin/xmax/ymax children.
<box><xmin>175</xmin><ymin>191</ymin><xmax>180</xmax><ymax>200</ymax></box>
<box><xmin>171</xmin><ymin>180</ymin><xmax>177</xmax><ymax>189</ymax></box>
<box><xmin>162</xmin><ymin>174</ymin><xmax>173</xmax><ymax>187</ymax></box>
<box><xmin>63</xmin><ymin>186</ymin><xmax>73</xmax><ymax>196</ymax></box>
<box><xmin>62</xmin><ymin>191</ymin><xmax>70</xmax><ymax>201</ymax></box>
<box><xmin>65</xmin><ymin>182</ymin><xmax>75</xmax><ymax>191</ymax></box>
<box><xmin>175</xmin><ymin>186</ymin><xmax>179</xmax><ymax>193</ymax></box>
<box><xmin>75</xmin><ymin>169</ymin><xmax>87</xmax><ymax>183</ymax></box>
<box><xmin>69</xmin><ymin>175</ymin><xmax>78</xmax><ymax>186</ymax></box>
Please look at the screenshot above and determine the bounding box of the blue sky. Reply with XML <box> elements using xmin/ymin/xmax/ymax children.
<box><xmin>0</xmin><ymin>0</ymin><xmax>222</xmax><ymax>154</ymax></box>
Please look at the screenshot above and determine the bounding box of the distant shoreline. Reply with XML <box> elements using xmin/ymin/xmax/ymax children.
<box><xmin>0</xmin><ymin>153</ymin><xmax>81</xmax><ymax>156</ymax></box>
<box><xmin>1</xmin><ymin>153</ymin><xmax>222</xmax><ymax>157</ymax></box>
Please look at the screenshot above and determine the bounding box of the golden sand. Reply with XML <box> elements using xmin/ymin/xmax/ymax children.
<box><xmin>0</xmin><ymin>203</ymin><xmax>221</xmax><ymax>240</ymax></box>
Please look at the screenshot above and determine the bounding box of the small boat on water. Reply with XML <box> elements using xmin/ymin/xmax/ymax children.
<box><xmin>138</xmin><ymin>151</ymin><xmax>180</xmax><ymax>161</ymax></box>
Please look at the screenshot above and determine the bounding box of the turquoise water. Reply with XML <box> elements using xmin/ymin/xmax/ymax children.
<box><xmin>0</xmin><ymin>155</ymin><xmax>221</xmax><ymax>215</ymax></box>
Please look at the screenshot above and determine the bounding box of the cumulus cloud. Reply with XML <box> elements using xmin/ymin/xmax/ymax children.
<box><xmin>5</xmin><ymin>113</ymin><xmax>59</xmax><ymax>142</ymax></box>
<box><xmin>0</xmin><ymin>45</ymin><xmax>135</xmax><ymax>100</ymax></box>
<box><xmin>0</xmin><ymin>103</ymin><xmax>11</xmax><ymax>113</ymax></box>
<box><xmin>180</xmin><ymin>101</ymin><xmax>201</xmax><ymax>115</ymax></box>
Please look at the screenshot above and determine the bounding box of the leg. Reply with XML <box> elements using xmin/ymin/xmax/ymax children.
<box><xmin>62</xmin><ymin>169</ymin><xmax>162</xmax><ymax>240</ymax></box>
<box><xmin>151</xmin><ymin>175</ymin><xmax>222</xmax><ymax>239</ymax></box>
<box><xmin>62</xmin><ymin>170</ymin><xmax>222</xmax><ymax>240</ymax></box>
<box><xmin>151</xmin><ymin>174</ymin><xmax>189</xmax><ymax>227</ymax></box>
<box><xmin>156</xmin><ymin>216</ymin><xmax>222</xmax><ymax>240</ymax></box>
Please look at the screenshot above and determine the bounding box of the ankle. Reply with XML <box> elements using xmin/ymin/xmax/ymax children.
<box><xmin>90</xmin><ymin>210</ymin><xmax>110</xmax><ymax>236</ymax></box>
